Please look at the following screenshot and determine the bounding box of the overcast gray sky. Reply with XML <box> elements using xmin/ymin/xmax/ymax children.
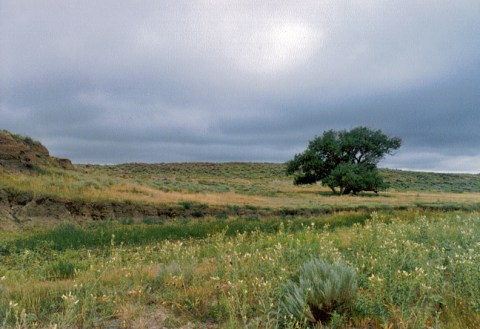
<box><xmin>1</xmin><ymin>1</ymin><xmax>479</xmax><ymax>172</ymax></box>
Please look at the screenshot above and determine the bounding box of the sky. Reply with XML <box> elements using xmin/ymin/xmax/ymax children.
<box><xmin>1</xmin><ymin>1</ymin><xmax>479</xmax><ymax>172</ymax></box>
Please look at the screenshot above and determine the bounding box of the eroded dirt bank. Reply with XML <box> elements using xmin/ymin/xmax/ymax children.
<box><xmin>0</xmin><ymin>188</ymin><xmax>283</xmax><ymax>230</ymax></box>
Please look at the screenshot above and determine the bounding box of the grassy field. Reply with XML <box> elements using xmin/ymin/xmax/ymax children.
<box><xmin>1</xmin><ymin>211</ymin><xmax>479</xmax><ymax>328</ymax></box>
<box><xmin>1</xmin><ymin>163</ymin><xmax>480</xmax><ymax>328</ymax></box>
<box><xmin>1</xmin><ymin>163</ymin><xmax>480</xmax><ymax>213</ymax></box>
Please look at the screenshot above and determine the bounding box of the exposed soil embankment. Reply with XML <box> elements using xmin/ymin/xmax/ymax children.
<box><xmin>3</xmin><ymin>187</ymin><xmax>476</xmax><ymax>230</ymax></box>
<box><xmin>0</xmin><ymin>130</ymin><xmax>74</xmax><ymax>171</ymax></box>
<box><xmin>0</xmin><ymin>188</ymin><xmax>276</xmax><ymax>230</ymax></box>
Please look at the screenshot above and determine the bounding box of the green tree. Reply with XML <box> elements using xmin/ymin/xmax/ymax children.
<box><xmin>286</xmin><ymin>127</ymin><xmax>401</xmax><ymax>195</ymax></box>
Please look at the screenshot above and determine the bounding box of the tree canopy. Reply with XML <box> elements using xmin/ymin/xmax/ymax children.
<box><xmin>286</xmin><ymin>127</ymin><xmax>401</xmax><ymax>195</ymax></box>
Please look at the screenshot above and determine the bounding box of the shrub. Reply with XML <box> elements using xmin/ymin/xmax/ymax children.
<box><xmin>277</xmin><ymin>259</ymin><xmax>357</xmax><ymax>327</ymax></box>
<box><xmin>179</xmin><ymin>201</ymin><xmax>193</xmax><ymax>209</ymax></box>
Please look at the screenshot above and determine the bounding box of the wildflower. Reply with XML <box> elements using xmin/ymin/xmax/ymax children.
<box><xmin>62</xmin><ymin>291</ymin><xmax>79</xmax><ymax>304</ymax></box>
<box><xmin>421</xmin><ymin>283</ymin><xmax>432</xmax><ymax>290</ymax></box>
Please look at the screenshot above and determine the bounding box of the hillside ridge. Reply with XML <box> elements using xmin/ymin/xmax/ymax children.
<box><xmin>0</xmin><ymin>130</ymin><xmax>74</xmax><ymax>171</ymax></box>
<box><xmin>1</xmin><ymin>132</ymin><xmax>480</xmax><ymax>230</ymax></box>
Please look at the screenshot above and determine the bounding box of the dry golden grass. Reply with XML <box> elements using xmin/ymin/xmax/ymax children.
<box><xmin>3</xmin><ymin>278</ymin><xmax>74</xmax><ymax>297</ymax></box>
<box><xmin>96</xmin><ymin>184</ymin><xmax>267</xmax><ymax>206</ymax></box>
<box><xmin>1</xmin><ymin>165</ymin><xmax>480</xmax><ymax>212</ymax></box>
<box><xmin>271</xmin><ymin>189</ymin><xmax>480</xmax><ymax>208</ymax></box>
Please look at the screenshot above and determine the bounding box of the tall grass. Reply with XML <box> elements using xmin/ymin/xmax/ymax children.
<box><xmin>1</xmin><ymin>211</ymin><xmax>479</xmax><ymax>328</ymax></box>
<box><xmin>8</xmin><ymin>212</ymin><xmax>371</xmax><ymax>252</ymax></box>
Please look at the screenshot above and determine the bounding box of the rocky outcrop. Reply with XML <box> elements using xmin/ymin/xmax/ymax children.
<box><xmin>0</xmin><ymin>130</ymin><xmax>75</xmax><ymax>171</ymax></box>
<box><xmin>54</xmin><ymin>157</ymin><xmax>75</xmax><ymax>170</ymax></box>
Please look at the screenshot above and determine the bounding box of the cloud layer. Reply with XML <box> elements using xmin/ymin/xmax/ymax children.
<box><xmin>1</xmin><ymin>1</ymin><xmax>479</xmax><ymax>172</ymax></box>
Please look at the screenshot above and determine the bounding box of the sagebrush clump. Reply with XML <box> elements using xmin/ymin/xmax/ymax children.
<box><xmin>278</xmin><ymin>259</ymin><xmax>357</xmax><ymax>327</ymax></box>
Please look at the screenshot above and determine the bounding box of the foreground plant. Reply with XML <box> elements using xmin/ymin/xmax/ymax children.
<box><xmin>278</xmin><ymin>259</ymin><xmax>357</xmax><ymax>327</ymax></box>
<box><xmin>0</xmin><ymin>211</ymin><xmax>479</xmax><ymax>328</ymax></box>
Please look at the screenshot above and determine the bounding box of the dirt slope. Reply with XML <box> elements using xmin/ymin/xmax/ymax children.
<box><xmin>0</xmin><ymin>130</ymin><xmax>74</xmax><ymax>171</ymax></box>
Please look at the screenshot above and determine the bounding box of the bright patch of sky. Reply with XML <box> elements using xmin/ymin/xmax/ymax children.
<box><xmin>1</xmin><ymin>1</ymin><xmax>479</xmax><ymax>172</ymax></box>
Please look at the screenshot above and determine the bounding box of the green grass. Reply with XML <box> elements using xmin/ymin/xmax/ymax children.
<box><xmin>83</xmin><ymin>163</ymin><xmax>480</xmax><ymax>197</ymax></box>
<box><xmin>381</xmin><ymin>168</ymin><xmax>480</xmax><ymax>192</ymax></box>
<box><xmin>81</xmin><ymin>162</ymin><xmax>286</xmax><ymax>197</ymax></box>
<box><xmin>1</xmin><ymin>210</ymin><xmax>479</xmax><ymax>328</ymax></box>
<box><xmin>7</xmin><ymin>212</ymin><xmax>372</xmax><ymax>252</ymax></box>
<box><xmin>84</xmin><ymin>163</ymin><xmax>480</xmax><ymax>193</ymax></box>
<box><xmin>1</xmin><ymin>162</ymin><xmax>480</xmax><ymax>327</ymax></box>
<box><xmin>2</xmin><ymin>163</ymin><xmax>480</xmax><ymax>222</ymax></box>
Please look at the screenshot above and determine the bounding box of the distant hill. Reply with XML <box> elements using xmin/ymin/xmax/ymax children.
<box><xmin>0</xmin><ymin>130</ymin><xmax>74</xmax><ymax>172</ymax></box>
<box><xmin>1</xmin><ymin>132</ymin><xmax>479</xmax><ymax>230</ymax></box>
<box><xmin>380</xmin><ymin>168</ymin><xmax>480</xmax><ymax>193</ymax></box>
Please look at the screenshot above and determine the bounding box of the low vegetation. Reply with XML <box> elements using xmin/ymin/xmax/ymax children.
<box><xmin>3</xmin><ymin>131</ymin><xmax>41</xmax><ymax>147</ymax></box>
<box><xmin>277</xmin><ymin>259</ymin><xmax>357</xmax><ymax>326</ymax></box>
<box><xmin>1</xmin><ymin>163</ymin><xmax>480</xmax><ymax>218</ymax></box>
<box><xmin>1</xmin><ymin>211</ymin><xmax>479</xmax><ymax>328</ymax></box>
<box><xmin>1</xmin><ymin>161</ymin><xmax>480</xmax><ymax>327</ymax></box>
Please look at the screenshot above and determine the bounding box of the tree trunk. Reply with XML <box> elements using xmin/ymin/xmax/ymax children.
<box><xmin>328</xmin><ymin>185</ymin><xmax>337</xmax><ymax>194</ymax></box>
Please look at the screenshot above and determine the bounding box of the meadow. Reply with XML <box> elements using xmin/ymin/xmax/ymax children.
<box><xmin>1</xmin><ymin>163</ymin><xmax>480</xmax><ymax>328</ymax></box>
<box><xmin>2</xmin><ymin>163</ymin><xmax>480</xmax><ymax>214</ymax></box>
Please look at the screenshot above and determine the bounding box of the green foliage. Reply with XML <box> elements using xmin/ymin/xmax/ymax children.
<box><xmin>324</xmin><ymin>163</ymin><xmax>388</xmax><ymax>194</ymax></box>
<box><xmin>278</xmin><ymin>259</ymin><xmax>357</xmax><ymax>326</ymax></box>
<box><xmin>179</xmin><ymin>201</ymin><xmax>193</xmax><ymax>209</ymax></box>
<box><xmin>287</xmin><ymin>127</ymin><xmax>401</xmax><ymax>194</ymax></box>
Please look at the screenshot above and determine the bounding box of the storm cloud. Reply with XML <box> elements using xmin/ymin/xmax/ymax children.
<box><xmin>1</xmin><ymin>1</ymin><xmax>479</xmax><ymax>172</ymax></box>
